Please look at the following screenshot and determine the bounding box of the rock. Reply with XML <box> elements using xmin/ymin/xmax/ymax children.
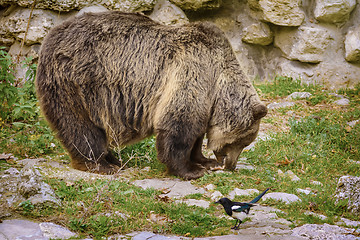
<box><xmin>169</xmin><ymin>0</ymin><xmax>221</xmax><ymax>11</ymax></box>
<box><xmin>103</xmin><ymin>0</ymin><xmax>156</xmax><ymax>12</ymax></box>
<box><xmin>296</xmin><ymin>188</ymin><xmax>312</xmax><ymax>195</ymax></box>
<box><xmin>0</xmin><ymin>8</ymin><xmax>56</xmax><ymax>46</ymax></box>
<box><xmin>149</xmin><ymin>0</ymin><xmax>189</xmax><ymax>26</ymax></box>
<box><xmin>1</xmin><ymin>0</ymin><xmax>94</xmax><ymax>12</ymax></box>
<box><xmin>242</xmin><ymin>22</ymin><xmax>273</xmax><ymax>46</ymax></box>
<box><xmin>291</xmin><ymin>223</ymin><xmax>358</xmax><ymax>240</ymax></box>
<box><xmin>267</xmin><ymin>101</ymin><xmax>296</xmax><ymax>109</ymax></box>
<box><xmin>0</xmin><ymin>165</ymin><xmax>60</xmax><ymax>212</ymax></box>
<box><xmin>304</xmin><ymin>211</ymin><xmax>327</xmax><ymax>220</ymax></box>
<box><xmin>345</xmin><ymin>27</ymin><xmax>360</xmax><ymax>63</ymax></box>
<box><xmin>39</xmin><ymin>222</ymin><xmax>77</xmax><ymax>239</ymax></box>
<box><xmin>334</xmin><ymin>98</ymin><xmax>350</xmax><ymax>105</ymax></box>
<box><xmin>337</xmin><ymin>217</ymin><xmax>360</xmax><ymax>227</ymax></box>
<box><xmin>204</xmin><ymin>184</ymin><xmax>215</xmax><ymax>191</ymax></box>
<box><xmin>228</xmin><ymin>188</ymin><xmax>260</xmax><ymax>200</ymax></box>
<box><xmin>334</xmin><ymin>176</ymin><xmax>360</xmax><ymax>216</ymax></box>
<box><xmin>132</xmin><ymin>178</ymin><xmax>205</xmax><ymax>199</ymax></box>
<box><xmin>258</xmin><ymin>0</ymin><xmax>305</xmax><ymax>26</ymax></box>
<box><xmin>262</xmin><ymin>192</ymin><xmax>301</xmax><ymax>204</ymax></box>
<box><xmin>287</xmin><ymin>92</ymin><xmax>313</xmax><ymax>100</ymax></box>
<box><xmin>285</xmin><ymin>170</ymin><xmax>301</xmax><ymax>182</ymax></box>
<box><xmin>235</xmin><ymin>162</ymin><xmax>256</xmax><ymax>171</ymax></box>
<box><xmin>210</xmin><ymin>190</ymin><xmax>224</xmax><ymax>201</ymax></box>
<box><xmin>176</xmin><ymin>199</ymin><xmax>210</xmax><ymax>208</ymax></box>
<box><xmin>76</xmin><ymin>4</ymin><xmax>109</xmax><ymax>16</ymax></box>
<box><xmin>310</xmin><ymin>180</ymin><xmax>323</xmax><ymax>186</ymax></box>
<box><xmin>347</xmin><ymin>120</ymin><xmax>359</xmax><ymax>127</ymax></box>
<box><xmin>275</xmin><ymin>26</ymin><xmax>333</xmax><ymax>63</ymax></box>
<box><xmin>314</xmin><ymin>0</ymin><xmax>357</xmax><ymax>24</ymax></box>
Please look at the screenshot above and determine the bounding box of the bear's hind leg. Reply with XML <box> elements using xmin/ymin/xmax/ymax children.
<box><xmin>55</xmin><ymin>119</ymin><xmax>120</xmax><ymax>174</ymax></box>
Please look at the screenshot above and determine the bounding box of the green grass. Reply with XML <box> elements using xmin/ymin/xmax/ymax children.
<box><xmin>1</xmin><ymin>54</ymin><xmax>359</xmax><ymax>239</ymax></box>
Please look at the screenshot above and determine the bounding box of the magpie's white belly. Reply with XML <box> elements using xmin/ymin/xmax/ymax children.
<box><xmin>232</xmin><ymin>211</ymin><xmax>247</xmax><ymax>221</ymax></box>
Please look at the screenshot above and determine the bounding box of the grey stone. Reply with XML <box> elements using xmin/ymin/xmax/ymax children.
<box><xmin>210</xmin><ymin>190</ymin><xmax>223</xmax><ymax>201</ymax></box>
<box><xmin>149</xmin><ymin>0</ymin><xmax>189</xmax><ymax>26</ymax></box>
<box><xmin>334</xmin><ymin>98</ymin><xmax>350</xmax><ymax>105</ymax></box>
<box><xmin>39</xmin><ymin>222</ymin><xmax>77</xmax><ymax>239</ymax></box>
<box><xmin>76</xmin><ymin>4</ymin><xmax>109</xmax><ymax>16</ymax></box>
<box><xmin>314</xmin><ymin>0</ymin><xmax>357</xmax><ymax>24</ymax></box>
<box><xmin>228</xmin><ymin>188</ymin><xmax>260</xmax><ymax>200</ymax></box>
<box><xmin>345</xmin><ymin>27</ymin><xmax>360</xmax><ymax>63</ymax></box>
<box><xmin>0</xmin><ymin>8</ymin><xmax>56</xmax><ymax>46</ymax></box>
<box><xmin>262</xmin><ymin>192</ymin><xmax>301</xmax><ymax>204</ymax></box>
<box><xmin>284</xmin><ymin>170</ymin><xmax>301</xmax><ymax>182</ymax></box>
<box><xmin>291</xmin><ymin>223</ymin><xmax>358</xmax><ymax>240</ymax></box>
<box><xmin>275</xmin><ymin>26</ymin><xmax>333</xmax><ymax>63</ymax></box>
<box><xmin>169</xmin><ymin>0</ymin><xmax>221</xmax><ymax>11</ymax></box>
<box><xmin>0</xmin><ymin>0</ymin><xmax>93</xmax><ymax>12</ymax></box>
<box><xmin>242</xmin><ymin>22</ymin><xmax>273</xmax><ymax>46</ymax></box>
<box><xmin>287</xmin><ymin>92</ymin><xmax>313</xmax><ymax>100</ymax></box>
<box><xmin>304</xmin><ymin>211</ymin><xmax>327</xmax><ymax>220</ymax></box>
<box><xmin>132</xmin><ymin>231</ymin><xmax>157</xmax><ymax>240</ymax></box>
<box><xmin>338</xmin><ymin>218</ymin><xmax>360</xmax><ymax>227</ymax></box>
<box><xmin>0</xmin><ymin>220</ymin><xmax>46</xmax><ymax>240</ymax></box>
<box><xmin>267</xmin><ymin>101</ymin><xmax>296</xmax><ymax>109</ymax></box>
<box><xmin>296</xmin><ymin>188</ymin><xmax>312</xmax><ymax>195</ymax></box>
<box><xmin>347</xmin><ymin>120</ymin><xmax>359</xmax><ymax>127</ymax></box>
<box><xmin>176</xmin><ymin>199</ymin><xmax>210</xmax><ymax>208</ymax></box>
<box><xmin>132</xmin><ymin>178</ymin><xmax>205</xmax><ymax>199</ymax></box>
<box><xmin>258</xmin><ymin>0</ymin><xmax>305</xmax><ymax>26</ymax></box>
<box><xmin>334</xmin><ymin>176</ymin><xmax>360</xmax><ymax>215</ymax></box>
<box><xmin>102</xmin><ymin>0</ymin><xmax>156</xmax><ymax>12</ymax></box>
<box><xmin>0</xmin><ymin>164</ymin><xmax>60</xmax><ymax>211</ymax></box>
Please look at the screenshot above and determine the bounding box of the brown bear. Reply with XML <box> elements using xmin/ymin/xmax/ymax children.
<box><xmin>36</xmin><ymin>11</ymin><xmax>267</xmax><ymax>180</ymax></box>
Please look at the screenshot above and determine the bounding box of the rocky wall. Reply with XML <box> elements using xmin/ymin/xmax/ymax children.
<box><xmin>0</xmin><ymin>0</ymin><xmax>359</xmax><ymax>89</ymax></box>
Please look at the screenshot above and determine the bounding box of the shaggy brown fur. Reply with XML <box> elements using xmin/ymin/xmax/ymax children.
<box><xmin>36</xmin><ymin>11</ymin><xmax>267</xmax><ymax>179</ymax></box>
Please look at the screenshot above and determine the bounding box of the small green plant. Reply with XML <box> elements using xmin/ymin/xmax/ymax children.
<box><xmin>19</xmin><ymin>200</ymin><xmax>35</xmax><ymax>214</ymax></box>
<box><xmin>0</xmin><ymin>47</ymin><xmax>17</xmax><ymax>121</ymax></box>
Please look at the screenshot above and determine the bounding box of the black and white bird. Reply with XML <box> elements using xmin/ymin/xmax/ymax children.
<box><xmin>215</xmin><ymin>188</ymin><xmax>270</xmax><ymax>230</ymax></box>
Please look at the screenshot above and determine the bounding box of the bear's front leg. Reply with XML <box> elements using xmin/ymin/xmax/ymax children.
<box><xmin>191</xmin><ymin>135</ymin><xmax>223</xmax><ymax>170</ymax></box>
<box><xmin>156</xmin><ymin>130</ymin><xmax>206</xmax><ymax>180</ymax></box>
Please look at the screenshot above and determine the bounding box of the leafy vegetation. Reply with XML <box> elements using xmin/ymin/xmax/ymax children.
<box><xmin>1</xmin><ymin>50</ymin><xmax>359</xmax><ymax>238</ymax></box>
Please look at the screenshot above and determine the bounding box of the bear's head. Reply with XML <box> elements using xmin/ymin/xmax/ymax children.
<box><xmin>207</xmin><ymin>99</ymin><xmax>267</xmax><ymax>170</ymax></box>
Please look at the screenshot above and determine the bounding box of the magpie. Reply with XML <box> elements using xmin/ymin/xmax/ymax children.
<box><xmin>215</xmin><ymin>188</ymin><xmax>270</xmax><ymax>230</ymax></box>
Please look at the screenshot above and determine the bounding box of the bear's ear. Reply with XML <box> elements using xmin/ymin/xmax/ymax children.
<box><xmin>252</xmin><ymin>103</ymin><xmax>268</xmax><ymax>120</ymax></box>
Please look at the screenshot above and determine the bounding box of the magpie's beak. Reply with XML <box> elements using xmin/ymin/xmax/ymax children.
<box><xmin>214</xmin><ymin>200</ymin><xmax>220</xmax><ymax>204</ymax></box>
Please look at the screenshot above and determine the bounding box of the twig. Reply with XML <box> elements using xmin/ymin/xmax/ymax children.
<box><xmin>16</xmin><ymin>0</ymin><xmax>36</xmax><ymax>64</ymax></box>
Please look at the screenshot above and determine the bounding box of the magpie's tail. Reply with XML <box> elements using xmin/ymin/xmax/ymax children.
<box><xmin>250</xmin><ymin>188</ymin><xmax>270</xmax><ymax>203</ymax></box>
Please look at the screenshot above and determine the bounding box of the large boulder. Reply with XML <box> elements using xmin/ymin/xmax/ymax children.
<box><xmin>275</xmin><ymin>26</ymin><xmax>333</xmax><ymax>63</ymax></box>
<box><xmin>0</xmin><ymin>165</ymin><xmax>60</xmax><ymax>215</ymax></box>
<box><xmin>345</xmin><ymin>27</ymin><xmax>360</xmax><ymax>63</ymax></box>
<box><xmin>314</xmin><ymin>0</ymin><xmax>357</xmax><ymax>24</ymax></box>
<box><xmin>0</xmin><ymin>8</ymin><xmax>57</xmax><ymax>46</ymax></box>
<box><xmin>258</xmin><ymin>0</ymin><xmax>305</xmax><ymax>26</ymax></box>
<box><xmin>0</xmin><ymin>0</ymin><xmax>94</xmax><ymax>12</ymax></box>
<box><xmin>334</xmin><ymin>176</ymin><xmax>360</xmax><ymax>216</ymax></box>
